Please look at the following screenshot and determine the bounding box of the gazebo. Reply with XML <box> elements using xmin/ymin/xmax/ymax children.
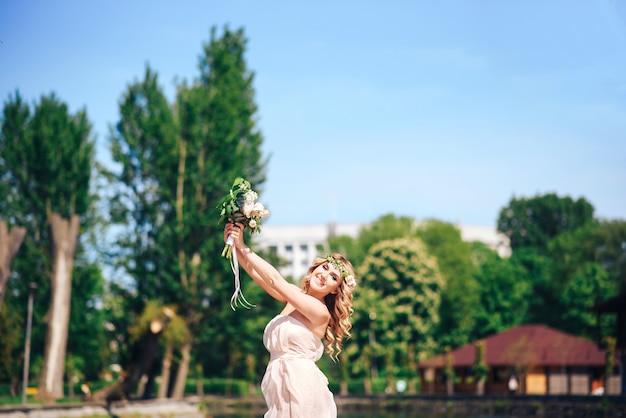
<box><xmin>417</xmin><ymin>324</ymin><xmax>620</xmax><ymax>395</ymax></box>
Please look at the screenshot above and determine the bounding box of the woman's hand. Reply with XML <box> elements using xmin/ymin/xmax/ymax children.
<box><xmin>224</xmin><ymin>222</ymin><xmax>246</xmax><ymax>249</ymax></box>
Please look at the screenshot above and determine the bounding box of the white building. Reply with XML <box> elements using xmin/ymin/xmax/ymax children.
<box><xmin>253</xmin><ymin>222</ymin><xmax>511</xmax><ymax>280</ymax></box>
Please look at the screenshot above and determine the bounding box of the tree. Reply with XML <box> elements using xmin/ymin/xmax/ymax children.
<box><xmin>0</xmin><ymin>221</ymin><xmax>26</xmax><ymax>310</ymax></box>
<box><xmin>604</xmin><ymin>336</ymin><xmax>617</xmax><ymax>390</ymax></box>
<box><xmin>416</xmin><ymin>220</ymin><xmax>479</xmax><ymax>349</ymax></box>
<box><xmin>1</xmin><ymin>91</ymin><xmax>95</xmax><ymax>399</ymax></box>
<box><xmin>346</xmin><ymin>285</ymin><xmax>384</xmax><ymax>385</ymax></box>
<box><xmin>169</xmin><ymin>25</ymin><xmax>266</xmax><ymax>392</ymax></box>
<box><xmin>586</xmin><ymin>220</ymin><xmax>626</xmax><ymax>351</ymax></box>
<box><xmin>157</xmin><ymin>310</ymin><xmax>190</xmax><ymax>399</ymax></box>
<box><xmin>444</xmin><ymin>346</ymin><xmax>454</xmax><ymax>395</ymax></box>
<box><xmin>0</xmin><ymin>92</ymin><xmax>28</xmax><ymax>312</ymax></box>
<box><xmin>326</xmin><ymin>234</ymin><xmax>359</xmax><ymax>264</ymax></box>
<box><xmin>0</xmin><ymin>302</ymin><xmax>23</xmax><ymax>395</ymax></box>
<box><xmin>333</xmin><ymin>214</ymin><xmax>416</xmax><ymax>267</ymax></box>
<box><xmin>355</xmin><ymin>237</ymin><xmax>443</xmax><ymax>389</ymax></box>
<box><xmin>107</xmin><ymin>26</ymin><xmax>267</xmax><ymax>395</ymax></box>
<box><xmin>546</xmin><ymin>222</ymin><xmax>619</xmax><ymax>338</ymax></box>
<box><xmin>560</xmin><ymin>262</ymin><xmax>615</xmax><ymax>340</ymax></box>
<box><xmin>1</xmin><ymin>94</ymin><xmax>49</xmax><ymax>393</ymax></box>
<box><xmin>473</xmin><ymin>340</ymin><xmax>488</xmax><ymax>395</ymax></box>
<box><xmin>67</xmin><ymin>258</ymin><xmax>108</xmax><ymax>381</ymax></box>
<box><xmin>471</xmin><ymin>243</ymin><xmax>531</xmax><ymax>338</ymax></box>
<box><xmin>497</xmin><ymin>193</ymin><xmax>594</xmax><ymax>253</ymax></box>
<box><xmin>590</xmin><ymin>220</ymin><xmax>626</xmax><ymax>292</ymax></box>
<box><xmin>506</xmin><ymin>246</ymin><xmax>556</xmax><ymax>326</ymax></box>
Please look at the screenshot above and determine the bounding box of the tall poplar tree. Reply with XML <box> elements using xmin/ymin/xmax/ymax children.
<box><xmin>108</xmin><ymin>26</ymin><xmax>266</xmax><ymax>397</ymax></box>
<box><xmin>0</xmin><ymin>92</ymin><xmax>95</xmax><ymax>399</ymax></box>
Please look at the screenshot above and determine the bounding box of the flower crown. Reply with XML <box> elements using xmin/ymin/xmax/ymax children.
<box><xmin>324</xmin><ymin>255</ymin><xmax>356</xmax><ymax>288</ymax></box>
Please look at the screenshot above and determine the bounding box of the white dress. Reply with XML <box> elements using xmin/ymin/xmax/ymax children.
<box><xmin>261</xmin><ymin>315</ymin><xmax>337</xmax><ymax>418</ymax></box>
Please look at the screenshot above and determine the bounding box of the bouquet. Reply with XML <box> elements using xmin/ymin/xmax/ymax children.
<box><xmin>217</xmin><ymin>177</ymin><xmax>269</xmax><ymax>309</ymax></box>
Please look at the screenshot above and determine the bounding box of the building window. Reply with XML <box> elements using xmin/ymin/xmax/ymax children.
<box><xmin>285</xmin><ymin>245</ymin><xmax>293</xmax><ymax>252</ymax></box>
<box><xmin>300</xmin><ymin>244</ymin><xmax>308</xmax><ymax>252</ymax></box>
<box><xmin>269</xmin><ymin>246</ymin><xmax>277</xmax><ymax>255</ymax></box>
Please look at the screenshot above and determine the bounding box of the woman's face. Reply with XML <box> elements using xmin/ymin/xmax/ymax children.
<box><xmin>308</xmin><ymin>261</ymin><xmax>342</xmax><ymax>296</ymax></box>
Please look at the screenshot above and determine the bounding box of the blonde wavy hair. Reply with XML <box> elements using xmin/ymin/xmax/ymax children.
<box><xmin>301</xmin><ymin>253</ymin><xmax>356</xmax><ymax>360</ymax></box>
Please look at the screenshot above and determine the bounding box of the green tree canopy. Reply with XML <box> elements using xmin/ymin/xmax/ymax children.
<box><xmin>560</xmin><ymin>262</ymin><xmax>615</xmax><ymax>340</ymax></box>
<box><xmin>544</xmin><ymin>221</ymin><xmax>620</xmax><ymax>338</ymax></box>
<box><xmin>471</xmin><ymin>242</ymin><xmax>531</xmax><ymax>338</ymax></box>
<box><xmin>591</xmin><ymin>220</ymin><xmax>626</xmax><ymax>292</ymax></box>
<box><xmin>0</xmin><ymin>91</ymin><xmax>100</xmax><ymax>398</ymax></box>
<box><xmin>497</xmin><ymin>193</ymin><xmax>594</xmax><ymax>253</ymax></box>
<box><xmin>355</xmin><ymin>237</ymin><xmax>443</xmax><ymax>379</ymax></box>
<box><xmin>107</xmin><ymin>26</ymin><xmax>268</xmax><ymax>394</ymax></box>
<box><xmin>416</xmin><ymin>220</ymin><xmax>479</xmax><ymax>349</ymax></box>
<box><xmin>328</xmin><ymin>213</ymin><xmax>416</xmax><ymax>267</ymax></box>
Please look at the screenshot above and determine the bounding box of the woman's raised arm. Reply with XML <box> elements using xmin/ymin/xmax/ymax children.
<box><xmin>225</xmin><ymin>223</ymin><xmax>291</xmax><ymax>303</ymax></box>
<box><xmin>224</xmin><ymin>223</ymin><xmax>330</xmax><ymax>325</ymax></box>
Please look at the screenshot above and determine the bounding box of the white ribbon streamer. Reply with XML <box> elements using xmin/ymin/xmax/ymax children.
<box><xmin>226</xmin><ymin>235</ymin><xmax>255</xmax><ymax>310</ymax></box>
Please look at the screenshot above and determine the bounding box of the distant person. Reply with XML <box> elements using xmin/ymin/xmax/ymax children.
<box><xmin>508</xmin><ymin>375</ymin><xmax>519</xmax><ymax>395</ymax></box>
<box><xmin>224</xmin><ymin>223</ymin><xmax>356</xmax><ymax>417</ymax></box>
<box><xmin>591</xmin><ymin>378</ymin><xmax>604</xmax><ymax>395</ymax></box>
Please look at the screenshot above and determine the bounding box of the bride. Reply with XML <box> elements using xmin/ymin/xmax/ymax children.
<box><xmin>224</xmin><ymin>222</ymin><xmax>356</xmax><ymax>417</ymax></box>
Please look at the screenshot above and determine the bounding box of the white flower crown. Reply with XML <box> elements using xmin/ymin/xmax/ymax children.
<box><xmin>325</xmin><ymin>255</ymin><xmax>356</xmax><ymax>288</ymax></box>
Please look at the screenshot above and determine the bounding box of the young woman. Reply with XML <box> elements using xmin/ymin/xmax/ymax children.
<box><xmin>224</xmin><ymin>223</ymin><xmax>356</xmax><ymax>418</ymax></box>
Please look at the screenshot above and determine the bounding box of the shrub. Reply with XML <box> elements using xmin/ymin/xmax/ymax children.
<box><xmin>184</xmin><ymin>378</ymin><xmax>250</xmax><ymax>396</ymax></box>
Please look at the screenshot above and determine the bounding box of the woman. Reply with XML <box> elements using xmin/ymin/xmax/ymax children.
<box><xmin>224</xmin><ymin>223</ymin><xmax>356</xmax><ymax>418</ymax></box>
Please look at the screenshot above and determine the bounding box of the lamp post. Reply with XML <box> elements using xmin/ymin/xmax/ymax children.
<box><xmin>21</xmin><ymin>283</ymin><xmax>37</xmax><ymax>406</ymax></box>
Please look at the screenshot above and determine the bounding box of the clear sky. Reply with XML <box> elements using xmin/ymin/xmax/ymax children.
<box><xmin>2</xmin><ymin>1</ymin><xmax>625</xmax><ymax>228</ymax></box>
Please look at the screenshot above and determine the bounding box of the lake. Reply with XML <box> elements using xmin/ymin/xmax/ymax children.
<box><xmin>212</xmin><ymin>414</ymin><xmax>488</xmax><ymax>418</ymax></box>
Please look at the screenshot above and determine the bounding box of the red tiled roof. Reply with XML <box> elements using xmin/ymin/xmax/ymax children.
<box><xmin>418</xmin><ymin>324</ymin><xmax>608</xmax><ymax>368</ymax></box>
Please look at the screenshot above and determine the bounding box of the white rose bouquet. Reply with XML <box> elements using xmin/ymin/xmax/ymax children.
<box><xmin>217</xmin><ymin>177</ymin><xmax>269</xmax><ymax>309</ymax></box>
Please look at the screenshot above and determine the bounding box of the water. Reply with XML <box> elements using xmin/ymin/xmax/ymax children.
<box><xmin>210</xmin><ymin>414</ymin><xmax>487</xmax><ymax>418</ymax></box>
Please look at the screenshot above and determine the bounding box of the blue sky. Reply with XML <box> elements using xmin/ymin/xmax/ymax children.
<box><xmin>2</xmin><ymin>1</ymin><xmax>625</xmax><ymax>227</ymax></box>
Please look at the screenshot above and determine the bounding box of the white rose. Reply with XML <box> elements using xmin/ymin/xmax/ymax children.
<box><xmin>243</xmin><ymin>204</ymin><xmax>253</xmax><ymax>217</ymax></box>
<box><xmin>345</xmin><ymin>275</ymin><xmax>356</xmax><ymax>288</ymax></box>
<box><xmin>244</xmin><ymin>191</ymin><xmax>258</xmax><ymax>204</ymax></box>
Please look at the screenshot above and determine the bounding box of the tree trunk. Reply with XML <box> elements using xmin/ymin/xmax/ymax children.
<box><xmin>386</xmin><ymin>376</ymin><xmax>395</xmax><ymax>394</ymax></box>
<box><xmin>171</xmin><ymin>339</ymin><xmax>191</xmax><ymax>399</ymax></box>
<box><xmin>196</xmin><ymin>364</ymin><xmax>204</xmax><ymax>397</ymax></box>
<box><xmin>364</xmin><ymin>377</ymin><xmax>372</xmax><ymax>395</ymax></box>
<box><xmin>158</xmin><ymin>343</ymin><xmax>173</xmax><ymax>399</ymax></box>
<box><xmin>172</xmin><ymin>136</ymin><xmax>192</xmax><ymax>401</ymax></box>
<box><xmin>340</xmin><ymin>381</ymin><xmax>348</xmax><ymax>396</ymax></box>
<box><xmin>67</xmin><ymin>368</ymin><xmax>75</xmax><ymax>398</ymax></box>
<box><xmin>38</xmin><ymin>213</ymin><xmax>80</xmax><ymax>400</ymax></box>
<box><xmin>10</xmin><ymin>375</ymin><xmax>20</xmax><ymax>397</ymax></box>
<box><xmin>477</xmin><ymin>377</ymin><xmax>485</xmax><ymax>395</ymax></box>
<box><xmin>0</xmin><ymin>221</ymin><xmax>26</xmax><ymax>310</ymax></box>
<box><xmin>408</xmin><ymin>378</ymin><xmax>417</xmax><ymax>394</ymax></box>
<box><xmin>446</xmin><ymin>376</ymin><xmax>454</xmax><ymax>395</ymax></box>
<box><xmin>385</xmin><ymin>348</ymin><xmax>394</xmax><ymax>394</ymax></box>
